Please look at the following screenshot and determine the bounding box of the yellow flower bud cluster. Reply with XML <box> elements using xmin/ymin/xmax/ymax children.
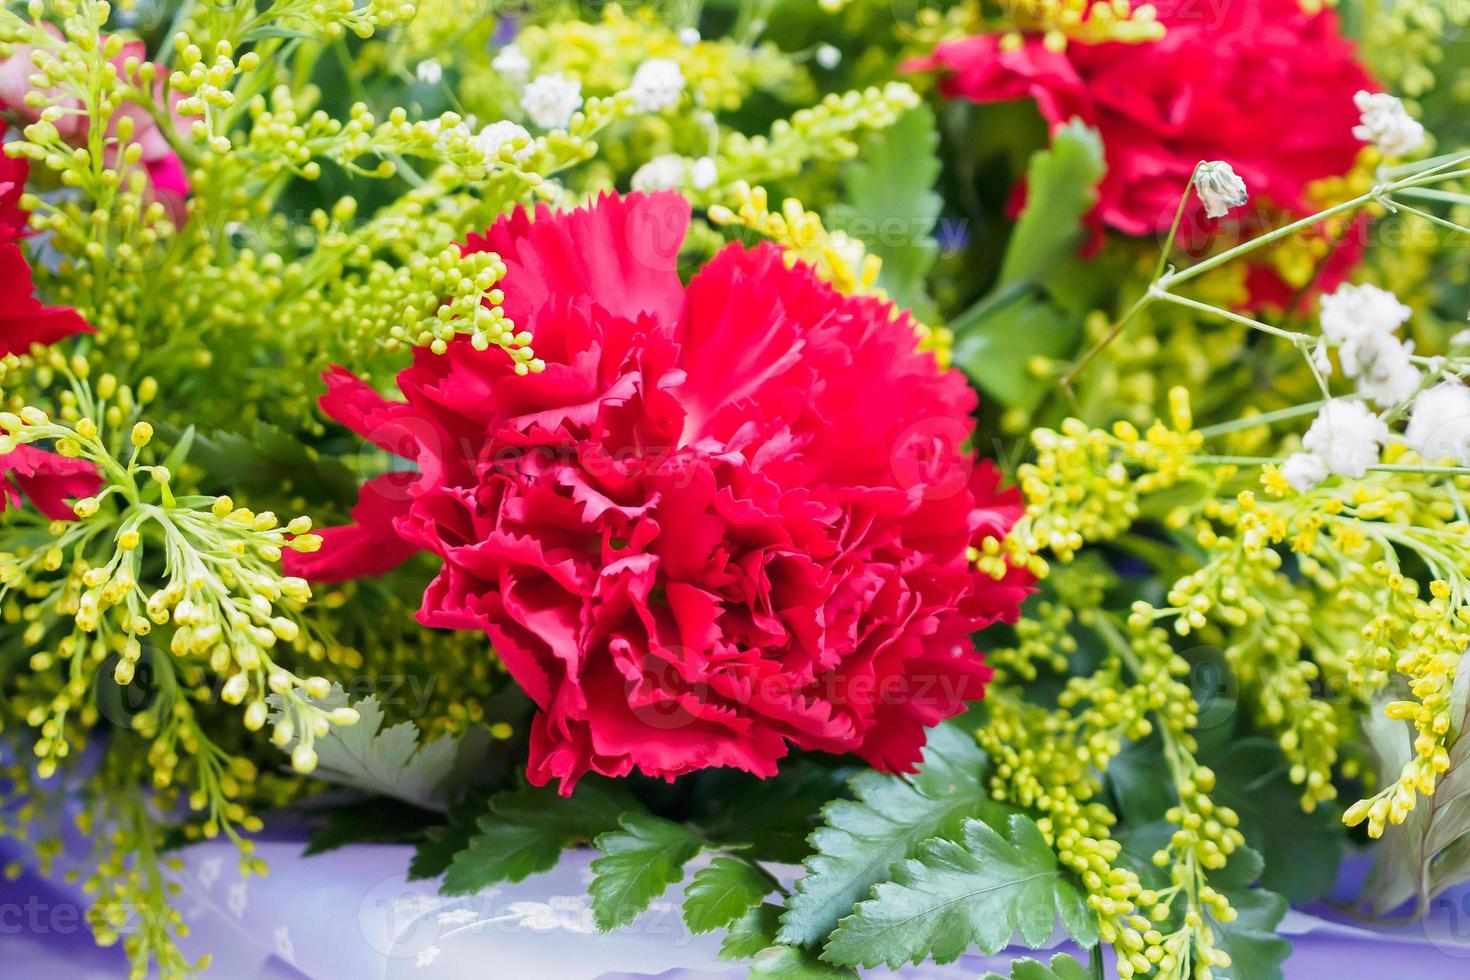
<box><xmin>709</xmin><ymin>182</ymin><xmax>954</xmax><ymax>367</ymax></box>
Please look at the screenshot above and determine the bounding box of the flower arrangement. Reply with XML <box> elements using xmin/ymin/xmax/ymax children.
<box><xmin>6</xmin><ymin>0</ymin><xmax>1470</xmax><ymax>978</ymax></box>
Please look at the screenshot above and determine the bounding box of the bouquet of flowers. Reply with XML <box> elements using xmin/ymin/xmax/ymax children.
<box><xmin>6</xmin><ymin>0</ymin><xmax>1470</xmax><ymax>977</ymax></box>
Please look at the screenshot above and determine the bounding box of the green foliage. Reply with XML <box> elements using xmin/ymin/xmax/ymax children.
<box><xmin>272</xmin><ymin>688</ymin><xmax>490</xmax><ymax>812</ymax></box>
<box><xmin>828</xmin><ymin>105</ymin><xmax>944</xmax><ymax>321</ymax></box>
<box><xmin>440</xmin><ymin>781</ymin><xmax>637</xmax><ymax>895</ymax></box>
<box><xmin>951</xmin><ymin>120</ymin><xmax>1107</xmax><ymax>411</ymax></box>
<box><xmin>302</xmin><ymin>798</ymin><xmax>441</xmax><ymax>856</ymax></box>
<box><xmin>980</xmin><ymin>952</ymin><xmax>1095</xmax><ymax>980</ymax></box>
<box><xmin>1207</xmin><ymin>848</ymin><xmax>1292</xmax><ymax>980</ymax></box>
<box><xmin>1206</xmin><ymin>737</ymin><xmax>1345</xmax><ymax>902</ymax></box>
<box><xmin>777</xmin><ymin>722</ymin><xmax>1006</xmax><ymax>946</ymax></box>
<box><xmin>723</xmin><ymin>904</ymin><xmax>859</xmax><ymax>979</ymax></box>
<box><xmin>996</xmin><ymin>120</ymin><xmax>1106</xmax><ymax>290</ymax></box>
<box><xmin>683</xmin><ymin>856</ymin><xmax>779</xmax><ymax>934</ymax></box>
<box><xmin>589</xmin><ymin>813</ymin><xmax>705</xmax><ymax>930</ymax></box>
<box><xmin>822</xmin><ymin>815</ymin><xmax>1097</xmax><ymax>968</ymax></box>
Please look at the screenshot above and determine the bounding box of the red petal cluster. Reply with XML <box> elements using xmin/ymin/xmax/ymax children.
<box><xmin>0</xmin><ymin>154</ymin><xmax>101</xmax><ymax>518</ymax></box>
<box><xmin>909</xmin><ymin>0</ymin><xmax>1373</xmax><ymax>246</ymax></box>
<box><xmin>294</xmin><ymin>192</ymin><xmax>1032</xmax><ymax>791</ymax></box>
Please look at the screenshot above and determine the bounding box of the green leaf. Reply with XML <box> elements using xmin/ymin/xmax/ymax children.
<box><xmin>722</xmin><ymin>904</ymin><xmax>858</xmax><ymax>979</ymax></box>
<box><xmin>1105</xmin><ymin>735</ymin><xmax>1175</xmax><ymax>827</ymax></box>
<box><xmin>683</xmin><ymin>856</ymin><xmax>778</xmax><ymax>934</ymax></box>
<box><xmin>589</xmin><ymin>812</ymin><xmax>705</xmax><ymax>931</ymax></box>
<box><xmin>951</xmin><ymin>286</ymin><xmax>1081</xmax><ymax>410</ymax></box>
<box><xmin>1213</xmin><ymin>887</ymin><xmax>1291</xmax><ymax>980</ymax></box>
<box><xmin>827</xmin><ymin>105</ymin><xmax>943</xmax><ymax>321</ymax></box>
<box><xmin>693</xmin><ymin>760</ymin><xmax>848</xmax><ymax>863</ymax></box>
<box><xmin>997</xmin><ymin>120</ymin><xmax>1106</xmax><ymax>289</ymax></box>
<box><xmin>1205</xmin><ymin>737</ymin><xmax>1345</xmax><ymax>902</ymax></box>
<box><xmin>303</xmin><ymin>798</ymin><xmax>439</xmax><ymax>856</ymax></box>
<box><xmin>408</xmin><ymin>791</ymin><xmax>486</xmax><ymax>880</ymax></box>
<box><xmin>269</xmin><ymin>687</ymin><xmax>489</xmax><ymax>812</ymax></box>
<box><xmin>185</xmin><ymin>420</ymin><xmax>360</xmax><ymax>506</ymax></box>
<box><xmin>440</xmin><ymin>780</ymin><xmax>637</xmax><ymax>895</ymax></box>
<box><xmin>822</xmin><ymin>814</ymin><xmax>1097</xmax><ymax>968</ymax></box>
<box><xmin>981</xmin><ymin>952</ymin><xmax>1093</xmax><ymax>980</ymax></box>
<box><xmin>777</xmin><ymin>721</ymin><xmax>1006</xmax><ymax>947</ymax></box>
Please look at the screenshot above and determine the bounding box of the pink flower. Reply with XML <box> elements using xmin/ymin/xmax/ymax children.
<box><xmin>293</xmin><ymin>192</ymin><xmax>1032</xmax><ymax>792</ymax></box>
<box><xmin>908</xmin><ymin>0</ymin><xmax>1373</xmax><ymax>240</ymax></box>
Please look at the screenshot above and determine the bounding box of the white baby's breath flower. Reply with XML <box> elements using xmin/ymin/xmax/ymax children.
<box><xmin>1341</xmin><ymin>331</ymin><xmax>1421</xmax><ymax>406</ymax></box>
<box><xmin>1353</xmin><ymin>90</ymin><xmax>1425</xmax><ymax>158</ymax></box>
<box><xmin>493</xmin><ymin>44</ymin><xmax>531</xmax><ymax>84</ymax></box>
<box><xmin>522</xmin><ymin>73</ymin><xmax>582</xmax><ymax>129</ymax></box>
<box><xmin>816</xmin><ymin>44</ymin><xmax>842</xmax><ymax>70</ymax></box>
<box><xmin>1311</xmin><ymin>338</ymin><xmax>1332</xmax><ymax>377</ymax></box>
<box><xmin>475</xmin><ymin>120</ymin><xmax>533</xmax><ymax>162</ymax></box>
<box><xmin>691</xmin><ymin>156</ymin><xmax>717</xmax><ymax>190</ymax></box>
<box><xmin>678</xmin><ymin>27</ymin><xmax>701</xmax><ymax>46</ymax></box>
<box><xmin>1281</xmin><ymin>452</ymin><xmax>1328</xmax><ymax>493</ymax></box>
<box><xmin>416</xmin><ymin>59</ymin><xmax>443</xmax><ymax>85</ymax></box>
<box><xmin>1406</xmin><ymin>383</ymin><xmax>1470</xmax><ymax>464</ymax></box>
<box><xmin>628</xmin><ymin>58</ymin><xmax>685</xmax><ymax>113</ymax></box>
<box><xmin>631</xmin><ymin>154</ymin><xmax>687</xmax><ymax>192</ymax></box>
<box><xmin>1319</xmin><ymin>282</ymin><xmax>1412</xmax><ymax>343</ymax></box>
<box><xmin>1302</xmin><ymin>399</ymin><xmax>1389</xmax><ymax>478</ymax></box>
<box><xmin>1193</xmin><ymin>161</ymin><xmax>1248</xmax><ymax>219</ymax></box>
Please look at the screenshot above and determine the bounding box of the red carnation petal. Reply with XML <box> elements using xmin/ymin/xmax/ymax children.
<box><xmin>282</xmin><ymin>475</ymin><xmax>420</xmax><ymax>582</ymax></box>
<box><xmin>0</xmin><ymin>244</ymin><xmax>95</xmax><ymax>357</ymax></box>
<box><xmin>0</xmin><ymin>445</ymin><xmax>102</xmax><ymax>521</ymax></box>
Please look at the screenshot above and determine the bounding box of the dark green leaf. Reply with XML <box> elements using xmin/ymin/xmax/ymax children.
<box><xmin>997</xmin><ymin>120</ymin><xmax>1106</xmax><ymax>288</ymax></box>
<box><xmin>828</xmin><ymin>105</ymin><xmax>943</xmax><ymax>321</ymax></box>
<box><xmin>777</xmin><ymin>722</ymin><xmax>1007</xmax><ymax>947</ymax></box>
<box><xmin>822</xmin><ymin>815</ymin><xmax>1097</xmax><ymax>968</ymax></box>
<box><xmin>981</xmin><ymin>952</ymin><xmax>1093</xmax><ymax>980</ymax></box>
<box><xmin>1206</xmin><ymin>737</ymin><xmax>1345</xmax><ymax>902</ymax></box>
<box><xmin>440</xmin><ymin>780</ymin><xmax>637</xmax><ymax>895</ymax></box>
<box><xmin>303</xmin><ymin>798</ymin><xmax>438</xmax><ymax>856</ymax></box>
<box><xmin>683</xmin><ymin>856</ymin><xmax>778</xmax><ymax>934</ymax></box>
<box><xmin>1106</xmin><ymin>735</ymin><xmax>1175</xmax><ymax>827</ymax></box>
<box><xmin>1211</xmin><ymin>867</ymin><xmax>1292</xmax><ymax>980</ymax></box>
<box><xmin>186</xmin><ymin>420</ymin><xmax>360</xmax><ymax>507</ymax></box>
<box><xmin>694</xmin><ymin>760</ymin><xmax>849</xmax><ymax>863</ymax></box>
<box><xmin>589</xmin><ymin>813</ymin><xmax>705</xmax><ymax>930</ymax></box>
<box><xmin>723</xmin><ymin>904</ymin><xmax>858</xmax><ymax>979</ymax></box>
<box><xmin>951</xmin><ymin>288</ymin><xmax>1080</xmax><ymax>410</ymax></box>
<box><xmin>409</xmin><ymin>791</ymin><xmax>486</xmax><ymax>880</ymax></box>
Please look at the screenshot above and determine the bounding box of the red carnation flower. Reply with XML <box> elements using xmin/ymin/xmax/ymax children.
<box><xmin>909</xmin><ymin>0</ymin><xmax>1373</xmax><ymax>277</ymax></box>
<box><xmin>0</xmin><ymin>444</ymin><xmax>102</xmax><ymax>521</ymax></box>
<box><xmin>294</xmin><ymin>191</ymin><xmax>1032</xmax><ymax>792</ymax></box>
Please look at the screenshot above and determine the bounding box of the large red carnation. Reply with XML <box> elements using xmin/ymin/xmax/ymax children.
<box><xmin>909</xmin><ymin>0</ymin><xmax>1373</xmax><ymax>243</ymax></box>
<box><xmin>293</xmin><ymin>191</ymin><xmax>1032</xmax><ymax>792</ymax></box>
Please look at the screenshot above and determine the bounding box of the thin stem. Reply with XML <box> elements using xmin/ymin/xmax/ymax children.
<box><xmin>1059</xmin><ymin>290</ymin><xmax>1153</xmax><ymax>390</ymax></box>
<box><xmin>1148</xmin><ymin>288</ymin><xmax>1303</xmax><ymax>342</ymax></box>
<box><xmin>1197</xmin><ymin>400</ymin><xmax>1331</xmax><ymax>438</ymax></box>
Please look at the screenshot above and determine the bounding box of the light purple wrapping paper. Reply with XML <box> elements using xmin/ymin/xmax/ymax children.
<box><xmin>4</xmin><ymin>832</ymin><xmax>1470</xmax><ymax>978</ymax></box>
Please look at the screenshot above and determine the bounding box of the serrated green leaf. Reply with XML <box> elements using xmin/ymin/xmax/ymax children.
<box><xmin>981</xmin><ymin>952</ymin><xmax>1093</xmax><ymax>980</ymax></box>
<box><xmin>1106</xmin><ymin>735</ymin><xmax>1175</xmax><ymax>827</ymax></box>
<box><xmin>777</xmin><ymin>722</ymin><xmax>1007</xmax><ymax>947</ymax></box>
<box><xmin>440</xmin><ymin>780</ymin><xmax>637</xmax><ymax>895</ymax></box>
<box><xmin>723</xmin><ymin>904</ymin><xmax>858</xmax><ymax>978</ymax></box>
<box><xmin>589</xmin><ymin>812</ymin><xmax>705</xmax><ymax>930</ymax></box>
<box><xmin>827</xmin><ymin>105</ymin><xmax>943</xmax><ymax>321</ymax></box>
<box><xmin>997</xmin><ymin>120</ymin><xmax>1106</xmax><ymax>289</ymax></box>
<box><xmin>822</xmin><ymin>815</ymin><xmax>1097</xmax><ymax>968</ymax></box>
<box><xmin>408</xmin><ymin>791</ymin><xmax>486</xmax><ymax>880</ymax></box>
<box><xmin>950</xmin><ymin>284</ymin><xmax>1080</xmax><ymax>411</ymax></box>
<box><xmin>683</xmin><ymin>856</ymin><xmax>778</xmax><ymax>934</ymax></box>
<box><xmin>269</xmin><ymin>686</ymin><xmax>489</xmax><ymax>812</ymax></box>
<box><xmin>1213</xmin><ymin>887</ymin><xmax>1291</xmax><ymax>980</ymax></box>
